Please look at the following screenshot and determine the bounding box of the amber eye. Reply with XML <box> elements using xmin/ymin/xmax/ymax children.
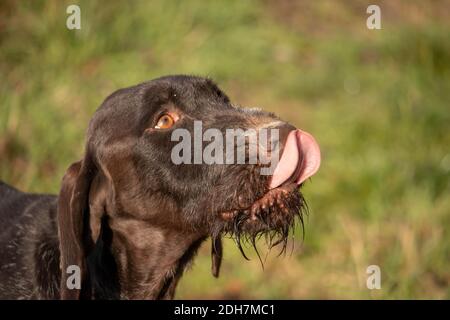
<box><xmin>155</xmin><ymin>114</ymin><xmax>176</xmax><ymax>129</ymax></box>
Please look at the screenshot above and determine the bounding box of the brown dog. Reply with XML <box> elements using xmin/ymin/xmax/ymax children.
<box><xmin>0</xmin><ymin>75</ymin><xmax>320</xmax><ymax>299</ymax></box>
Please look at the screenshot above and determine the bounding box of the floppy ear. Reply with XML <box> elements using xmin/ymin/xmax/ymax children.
<box><xmin>211</xmin><ymin>236</ymin><xmax>223</xmax><ymax>278</ymax></box>
<box><xmin>57</xmin><ymin>151</ymin><xmax>98</xmax><ymax>299</ymax></box>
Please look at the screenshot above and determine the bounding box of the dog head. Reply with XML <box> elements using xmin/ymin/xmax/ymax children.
<box><xmin>57</xmin><ymin>75</ymin><xmax>320</xmax><ymax>299</ymax></box>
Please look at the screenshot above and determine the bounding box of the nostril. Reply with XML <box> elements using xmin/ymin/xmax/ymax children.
<box><xmin>277</xmin><ymin>123</ymin><xmax>297</xmax><ymax>151</ymax></box>
<box><xmin>264</xmin><ymin>123</ymin><xmax>296</xmax><ymax>158</ymax></box>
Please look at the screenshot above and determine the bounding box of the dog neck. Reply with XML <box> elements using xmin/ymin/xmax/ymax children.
<box><xmin>82</xmin><ymin>170</ymin><xmax>209</xmax><ymax>299</ymax></box>
<box><xmin>88</xmin><ymin>215</ymin><xmax>206</xmax><ymax>299</ymax></box>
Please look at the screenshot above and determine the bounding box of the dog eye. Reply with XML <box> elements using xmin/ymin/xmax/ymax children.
<box><xmin>155</xmin><ymin>114</ymin><xmax>176</xmax><ymax>129</ymax></box>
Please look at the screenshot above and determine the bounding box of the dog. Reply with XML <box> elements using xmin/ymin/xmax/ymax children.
<box><xmin>0</xmin><ymin>75</ymin><xmax>320</xmax><ymax>299</ymax></box>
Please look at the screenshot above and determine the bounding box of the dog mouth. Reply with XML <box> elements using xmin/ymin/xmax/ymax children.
<box><xmin>220</xmin><ymin>183</ymin><xmax>300</xmax><ymax>223</ymax></box>
<box><xmin>211</xmin><ymin>129</ymin><xmax>320</xmax><ymax>258</ymax></box>
<box><xmin>216</xmin><ymin>182</ymin><xmax>306</xmax><ymax>258</ymax></box>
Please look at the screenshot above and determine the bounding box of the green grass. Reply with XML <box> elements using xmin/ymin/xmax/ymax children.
<box><xmin>1</xmin><ymin>0</ymin><xmax>449</xmax><ymax>299</ymax></box>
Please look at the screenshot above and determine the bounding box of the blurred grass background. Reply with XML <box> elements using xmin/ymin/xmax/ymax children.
<box><xmin>1</xmin><ymin>0</ymin><xmax>449</xmax><ymax>299</ymax></box>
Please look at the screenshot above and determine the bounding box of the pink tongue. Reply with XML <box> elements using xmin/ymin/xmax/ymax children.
<box><xmin>269</xmin><ymin>129</ymin><xmax>321</xmax><ymax>189</ymax></box>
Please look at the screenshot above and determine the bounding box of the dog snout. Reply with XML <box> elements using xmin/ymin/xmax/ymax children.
<box><xmin>268</xmin><ymin>123</ymin><xmax>321</xmax><ymax>189</ymax></box>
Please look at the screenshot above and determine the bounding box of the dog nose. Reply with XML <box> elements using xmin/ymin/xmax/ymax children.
<box><xmin>277</xmin><ymin>123</ymin><xmax>297</xmax><ymax>147</ymax></box>
<box><xmin>268</xmin><ymin>124</ymin><xmax>321</xmax><ymax>189</ymax></box>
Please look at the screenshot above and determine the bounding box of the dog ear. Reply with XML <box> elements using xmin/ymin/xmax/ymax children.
<box><xmin>57</xmin><ymin>150</ymin><xmax>99</xmax><ymax>299</ymax></box>
<box><xmin>211</xmin><ymin>236</ymin><xmax>223</xmax><ymax>278</ymax></box>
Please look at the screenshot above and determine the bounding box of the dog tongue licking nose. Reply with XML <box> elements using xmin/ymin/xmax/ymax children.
<box><xmin>269</xmin><ymin>129</ymin><xmax>321</xmax><ymax>189</ymax></box>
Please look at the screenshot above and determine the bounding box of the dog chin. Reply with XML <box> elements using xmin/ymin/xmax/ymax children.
<box><xmin>214</xmin><ymin>183</ymin><xmax>307</xmax><ymax>256</ymax></box>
